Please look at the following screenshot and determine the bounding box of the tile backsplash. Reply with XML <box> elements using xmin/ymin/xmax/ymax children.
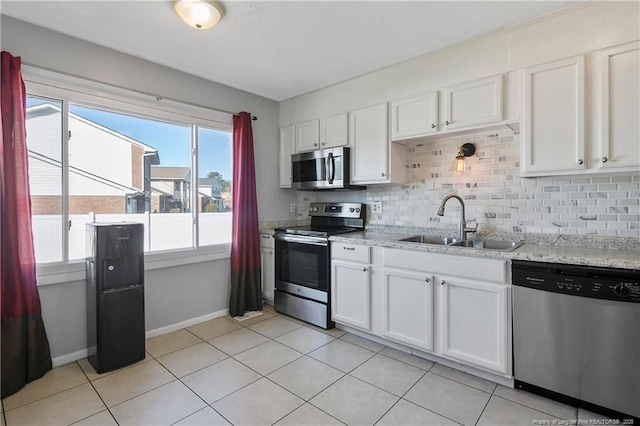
<box><xmin>300</xmin><ymin>129</ymin><xmax>640</xmax><ymax>238</ymax></box>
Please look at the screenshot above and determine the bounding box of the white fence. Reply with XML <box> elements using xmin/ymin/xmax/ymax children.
<box><xmin>32</xmin><ymin>212</ymin><xmax>232</xmax><ymax>263</ymax></box>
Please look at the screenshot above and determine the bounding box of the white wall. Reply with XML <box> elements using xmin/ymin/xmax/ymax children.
<box><xmin>1</xmin><ymin>14</ymin><xmax>297</xmax><ymax>222</ymax></box>
<box><xmin>1</xmin><ymin>15</ymin><xmax>294</xmax><ymax>362</ymax></box>
<box><xmin>280</xmin><ymin>2</ymin><xmax>640</xmax><ymax>124</ymax></box>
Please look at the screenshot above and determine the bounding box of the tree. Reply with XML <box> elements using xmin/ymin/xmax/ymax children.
<box><xmin>206</xmin><ymin>171</ymin><xmax>231</xmax><ymax>193</ymax></box>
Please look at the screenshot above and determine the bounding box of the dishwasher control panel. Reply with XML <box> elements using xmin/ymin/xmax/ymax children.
<box><xmin>512</xmin><ymin>260</ymin><xmax>640</xmax><ymax>303</ymax></box>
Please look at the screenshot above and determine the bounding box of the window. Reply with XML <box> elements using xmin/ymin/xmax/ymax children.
<box><xmin>25</xmin><ymin>80</ymin><xmax>233</xmax><ymax>265</ymax></box>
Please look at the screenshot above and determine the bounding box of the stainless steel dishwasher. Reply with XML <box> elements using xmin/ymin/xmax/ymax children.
<box><xmin>512</xmin><ymin>260</ymin><xmax>640</xmax><ymax>420</ymax></box>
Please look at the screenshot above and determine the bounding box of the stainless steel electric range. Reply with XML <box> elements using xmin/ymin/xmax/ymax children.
<box><xmin>274</xmin><ymin>202</ymin><xmax>366</xmax><ymax>329</ymax></box>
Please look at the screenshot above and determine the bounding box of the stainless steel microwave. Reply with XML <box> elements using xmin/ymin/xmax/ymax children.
<box><xmin>291</xmin><ymin>147</ymin><xmax>363</xmax><ymax>190</ymax></box>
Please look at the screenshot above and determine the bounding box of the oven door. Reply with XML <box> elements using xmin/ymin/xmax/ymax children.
<box><xmin>274</xmin><ymin>233</ymin><xmax>329</xmax><ymax>303</ymax></box>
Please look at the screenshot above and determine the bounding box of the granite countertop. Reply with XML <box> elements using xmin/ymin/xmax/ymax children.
<box><xmin>330</xmin><ymin>232</ymin><xmax>640</xmax><ymax>270</ymax></box>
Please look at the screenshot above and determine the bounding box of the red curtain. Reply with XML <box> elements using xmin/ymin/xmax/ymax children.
<box><xmin>1</xmin><ymin>51</ymin><xmax>52</xmax><ymax>398</ymax></box>
<box><xmin>229</xmin><ymin>112</ymin><xmax>262</xmax><ymax>317</ymax></box>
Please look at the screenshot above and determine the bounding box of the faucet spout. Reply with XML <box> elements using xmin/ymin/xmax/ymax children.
<box><xmin>437</xmin><ymin>194</ymin><xmax>476</xmax><ymax>240</ymax></box>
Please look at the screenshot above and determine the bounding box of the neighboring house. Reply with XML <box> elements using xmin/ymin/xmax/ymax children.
<box><xmin>26</xmin><ymin>103</ymin><xmax>160</xmax><ymax>215</ymax></box>
<box><xmin>150</xmin><ymin>166</ymin><xmax>191</xmax><ymax>213</ymax></box>
<box><xmin>197</xmin><ymin>177</ymin><xmax>224</xmax><ymax>212</ymax></box>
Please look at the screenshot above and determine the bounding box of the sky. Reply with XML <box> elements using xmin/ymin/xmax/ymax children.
<box><xmin>27</xmin><ymin>97</ymin><xmax>232</xmax><ymax>180</ymax></box>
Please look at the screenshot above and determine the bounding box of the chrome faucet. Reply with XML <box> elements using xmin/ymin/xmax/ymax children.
<box><xmin>437</xmin><ymin>194</ymin><xmax>477</xmax><ymax>241</ymax></box>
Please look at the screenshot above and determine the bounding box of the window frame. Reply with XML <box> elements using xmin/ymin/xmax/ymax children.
<box><xmin>23</xmin><ymin>66</ymin><xmax>234</xmax><ymax>285</ymax></box>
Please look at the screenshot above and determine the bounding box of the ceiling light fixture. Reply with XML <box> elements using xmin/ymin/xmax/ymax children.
<box><xmin>453</xmin><ymin>143</ymin><xmax>476</xmax><ymax>175</ymax></box>
<box><xmin>174</xmin><ymin>0</ymin><xmax>224</xmax><ymax>30</ymax></box>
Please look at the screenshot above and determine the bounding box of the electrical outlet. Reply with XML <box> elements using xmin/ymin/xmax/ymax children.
<box><xmin>371</xmin><ymin>201</ymin><xmax>383</xmax><ymax>213</ymax></box>
<box><xmin>290</xmin><ymin>203</ymin><xmax>296</xmax><ymax>213</ymax></box>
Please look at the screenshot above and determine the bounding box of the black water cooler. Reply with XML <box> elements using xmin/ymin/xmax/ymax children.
<box><xmin>86</xmin><ymin>223</ymin><xmax>145</xmax><ymax>373</ymax></box>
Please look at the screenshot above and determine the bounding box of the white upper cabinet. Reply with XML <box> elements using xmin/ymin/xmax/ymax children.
<box><xmin>443</xmin><ymin>75</ymin><xmax>503</xmax><ymax>130</ymax></box>
<box><xmin>292</xmin><ymin>113</ymin><xmax>349</xmax><ymax>153</ymax></box>
<box><xmin>521</xmin><ymin>55</ymin><xmax>586</xmax><ymax>176</ymax></box>
<box><xmin>598</xmin><ymin>41</ymin><xmax>640</xmax><ymax>171</ymax></box>
<box><xmin>295</xmin><ymin>119</ymin><xmax>320</xmax><ymax>153</ymax></box>
<box><xmin>391</xmin><ymin>92</ymin><xmax>439</xmax><ymax>141</ymax></box>
<box><xmin>351</xmin><ymin>102</ymin><xmax>405</xmax><ymax>184</ymax></box>
<box><xmin>320</xmin><ymin>112</ymin><xmax>349</xmax><ymax>149</ymax></box>
<box><xmin>279</xmin><ymin>125</ymin><xmax>295</xmax><ymax>188</ymax></box>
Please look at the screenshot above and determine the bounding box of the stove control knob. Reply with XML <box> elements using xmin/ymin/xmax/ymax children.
<box><xmin>614</xmin><ymin>283</ymin><xmax>631</xmax><ymax>297</ymax></box>
<box><xmin>355</xmin><ymin>208</ymin><xmax>361</xmax><ymax>213</ymax></box>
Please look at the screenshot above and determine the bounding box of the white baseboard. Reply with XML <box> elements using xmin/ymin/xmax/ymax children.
<box><xmin>52</xmin><ymin>349</ymin><xmax>89</xmax><ymax>368</ymax></box>
<box><xmin>145</xmin><ymin>309</ymin><xmax>228</xmax><ymax>339</ymax></box>
<box><xmin>50</xmin><ymin>309</ymin><xmax>229</xmax><ymax>367</ymax></box>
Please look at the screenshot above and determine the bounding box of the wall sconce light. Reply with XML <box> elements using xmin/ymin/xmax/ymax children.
<box><xmin>174</xmin><ymin>0</ymin><xmax>224</xmax><ymax>30</ymax></box>
<box><xmin>453</xmin><ymin>143</ymin><xmax>476</xmax><ymax>175</ymax></box>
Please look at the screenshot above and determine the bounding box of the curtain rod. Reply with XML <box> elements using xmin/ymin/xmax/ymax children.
<box><xmin>21</xmin><ymin>61</ymin><xmax>257</xmax><ymax>121</ymax></box>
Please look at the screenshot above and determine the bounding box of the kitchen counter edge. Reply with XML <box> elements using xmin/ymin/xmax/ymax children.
<box><xmin>329</xmin><ymin>232</ymin><xmax>640</xmax><ymax>270</ymax></box>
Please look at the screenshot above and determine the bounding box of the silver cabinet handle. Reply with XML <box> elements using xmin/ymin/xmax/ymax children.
<box><xmin>362</xmin><ymin>267</ymin><xmax>368</xmax><ymax>272</ymax></box>
<box><xmin>381</xmin><ymin>172</ymin><xmax>386</xmax><ymax>177</ymax></box>
<box><xmin>441</xmin><ymin>280</ymin><xmax>447</xmax><ymax>286</ymax></box>
<box><xmin>431</xmin><ymin>124</ymin><xmax>436</xmax><ymax>129</ymax></box>
<box><xmin>425</xmin><ymin>278</ymin><xmax>431</xmax><ymax>283</ymax></box>
<box><xmin>343</xmin><ymin>246</ymin><xmax>355</xmax><ymax>251</ymax></box>
<box><xmin>578</xmin><ymin>159</ymin><xmax>584</xmax><ymax>165</ymax></box>
<box><xmin>313</xmin><ymin>142</ymin><xmax>318</xmax><ymax>147</ymax></box>
<box><xmin>445</xmin><ymin>121</ymin><xmax>450</xmax><ymax>126</ymax></box>
<box><xmin>322</xmin><ymin>142</ymin><xmax>326</xmax><ymax>145</ymax></box>
<box><xmin>602</xmin><ymin>156</ymin><xmax>608</xmax><ymax>163</ymax></box>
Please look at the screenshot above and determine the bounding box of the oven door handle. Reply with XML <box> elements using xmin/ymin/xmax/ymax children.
<box><xmin>275</xmin><ymin>233</ymin><xmax>328</xmax><ymax>246</ymax></box>
<box><xmin>327</xmin><ymin>152</ymin><xmax>335</xmax><ymax>185</ymax></box>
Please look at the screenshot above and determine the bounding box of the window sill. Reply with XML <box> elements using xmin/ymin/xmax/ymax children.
<box><xmin>36</xmin><ymin>244</ymin><xmax>232</xmax><ymax>286</ymax></box>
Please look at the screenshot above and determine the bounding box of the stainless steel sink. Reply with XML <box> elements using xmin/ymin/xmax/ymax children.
<box><xmin>449</xmin><ymin>239</ymin><xmax>523</xmax><ymax>251</ymax></box>
<box><xmin>399</xmin><ymin>235</ymin><xmax>460</xmax><ymax>245</ymax></box>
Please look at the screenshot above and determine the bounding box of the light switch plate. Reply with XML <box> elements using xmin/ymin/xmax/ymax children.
<box><xmin>290</xmin><ymin>203</ymin><xmax>296</xmax><ymax>213</ymax></box>
<box><xmin>371</xmin><ymin>201</ymin><xmax>383</xmax><ymax>213</ymax></box>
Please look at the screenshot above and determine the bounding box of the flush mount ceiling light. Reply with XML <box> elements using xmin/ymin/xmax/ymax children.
<box><xmin>453</xmin><ymin>143</ymin><xmax>476</xmax><ymax>175</ymax></box>
<box><xmin>174</xmin><ymin>0</ymin><xmax>224</xmax><ymax>30</ymax></box>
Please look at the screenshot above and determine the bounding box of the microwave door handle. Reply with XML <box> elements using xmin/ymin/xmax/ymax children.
<box><xmin>327</xmin><ymin>153</ymin><xmax>335</xmax><ymax>184</ymax></box>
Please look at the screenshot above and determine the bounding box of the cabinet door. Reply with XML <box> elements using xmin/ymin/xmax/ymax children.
<box><xmin>296</xmin><ymin>119</ymin><xmax>320</xmax><ymax>153</ymax></box>
<box><xmin>443</xmin><ymin>75</ymin><xmax>503</xmax><ymax>130</ymax></box>
<box><xmin>383</xmin><ymin>268</ymin><xmax>434</xmax><ymax>351</ymax></box>
<box><xmin>279</xmin><ymin>125</ymin><xmax>295</xmax><ymax>188</ymax></box>
<box><xmin>521</xmin><ymin>56</ymin><xmax>586</xmax><ymax>176</ymax></box>
<box><xmin>321</xmin><ymin>112</ymin><xmax>349</xmax><ymax>149</ymax></box>
<box><xmin>331</xmin><ymin>260</ymin><xmax>370</xmax><ymax>330</ymax></box>
<box><xmin>599</xmin><ymin>41</ymin><xmax>640</xmax><ymax>170</ymax></box>
<box><xmin>260</xmin><ymin>246</ymin><xmax>275</xmax><ymax>302</ymax></box>
<box><xmin>260</xmin><ymin>234</ymin><xmax>274</xmax><ymax>302</ymax></box>
<box><xmin>391</xmin><ymin>92</ymin><xmax>438</xmax><ymax>141</ymax></box>
<box><xmin>440</xmin><ymin>276</ymin><xmax>509</xmax><ymax>374</ymax></box>
<box><xmin>350</xmin><ymin>102</ymin><xmax>390</xmax><ymax>184</ymax></box>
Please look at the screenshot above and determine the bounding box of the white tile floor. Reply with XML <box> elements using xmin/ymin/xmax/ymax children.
<box><xmin>1</xmin><ymin>305</ymin><xmax>613</xmax><ymax>426</ymax></box>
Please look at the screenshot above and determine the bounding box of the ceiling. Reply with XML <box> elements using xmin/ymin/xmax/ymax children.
<box><xmin>1</xmin><ymin>1</ymin><xmax>580</xmax><ymax>101</ymax></box>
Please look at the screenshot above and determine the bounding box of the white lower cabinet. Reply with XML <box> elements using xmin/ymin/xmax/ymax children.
<box><xmin>439</xmin><ymin>275</ymin><xmax>509</xmax><ymax>375</ymax></box>
<box><xmin>331</xmin><ymin>244</ymin><xmax>512</xmax><ymax>377</ymax></box>
<box><xmin>382</xmin><ymin>268</ymin><xmax>434</xmax><ymax>351</ymax></box>
<box><xmin>260</xmin><ymin>234</ymin><xmax>275</xmax><ymax>303</ymax></box>
<box><xmin>331</xmin><ymin>259</ymin><xmax>371</xmax><ymax>331</ymax></box>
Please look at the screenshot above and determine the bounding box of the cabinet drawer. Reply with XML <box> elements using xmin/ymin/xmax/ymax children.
<box><xmin>332</xmin><ymin>243</ymin><xmax>371</xmax><ymax>263</ymax></box>
<box><xmin>260</xmin><ymin>233</ymin><xmax>274</xmax><ymax>249</ymax></box>
<box><xmin>384</xmin><ymin>249</ymin><xmax>507</xmax><ymax>284</ymax></box>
